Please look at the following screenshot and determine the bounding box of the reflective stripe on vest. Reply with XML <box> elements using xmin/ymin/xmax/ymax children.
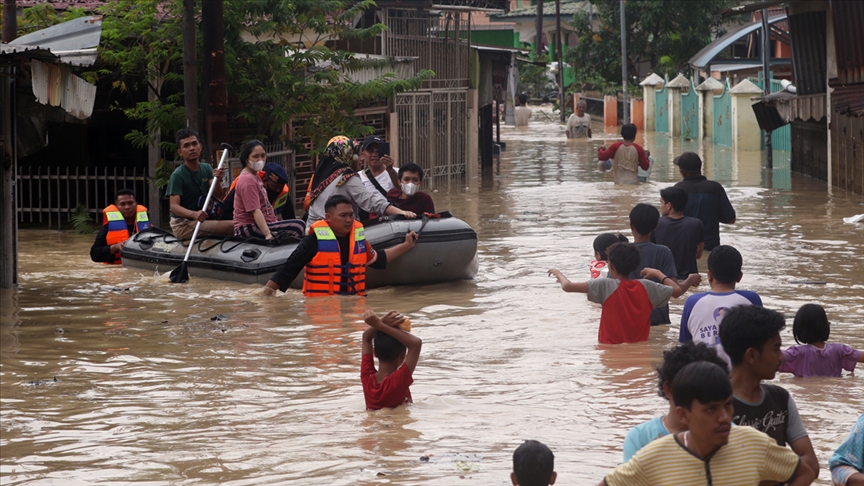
<box><xmin>272</xmin><ymin>185</ymin><xmax>289</xmax><ymax>213</ymax></box>
<box><xmin>102</xmin><ymin>204</ymin><xmax>151</xmax><ymax>265</ymax></box>
<box><xmin>302</xmin><ymin>220</ymin><xmax>367</xmax><ymax>296</ymax></box>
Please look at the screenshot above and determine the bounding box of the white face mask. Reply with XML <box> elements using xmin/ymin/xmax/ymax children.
<box><xmin>401</xmin><ymin>182</ymin><xmax>419</xmax><ymax>197</ymax></box>
<box><xmin>250</xmin><ymin>160</ymin><xmax>265</xmax><ymax>172</ymax></box>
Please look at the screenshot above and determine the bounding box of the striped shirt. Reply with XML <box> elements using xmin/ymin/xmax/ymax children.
<box><xmin>604</xmin><ymin>426</ymin><xmax>800</xmax><ymax>486</ymax></box>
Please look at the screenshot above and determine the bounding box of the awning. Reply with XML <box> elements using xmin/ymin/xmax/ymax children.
<box><xmin>752</xmin><ymin>91</ymin><xmax>826</xmax><ymax>123</ymax></box>
<box><xmin>5</xmin><ymin>16</ymin><xmax>102</xmax><ymax>67</ymax></box>
<box><xmin>689</xmin><ymin>14</ymin><xmax>788</xmax><ymax>70</ymax></box>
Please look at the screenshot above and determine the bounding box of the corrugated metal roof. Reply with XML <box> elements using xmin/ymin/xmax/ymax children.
<box><xmin>3</xmin><ymin>16</ymin><xmax>102</xmax><ymax>67</ymax></box>
<box><xmin>788</xmin><ymin>10</ymin><xmax>826</xmax><ymax>95</ymax></box>
<box><xmin>756</xmin><ymin>92</ymin><xmax>826</xmax><ymax>122</ymax></box>
<box><xmin>30</xmin><ymin>59</ymin><xmax>97</xmax><ymax>119</ymax></box>
<box><xmin>689</xmin><ymin>14</ymin><xmax>787</xmax><ymax>69</ymax></box>
<box><xmin>833</xmin><ymin>84</ymin><xmax>864</xmax><ymax>117</ymax></box>
<box><xmin>832</xmin><ymin>0</ymin><xmax>864</xmax><ymax>84</ymax></box>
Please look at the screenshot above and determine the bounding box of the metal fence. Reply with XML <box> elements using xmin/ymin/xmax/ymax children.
<box><xmin>681</xmin><ymin>78</ymin><xmax>700</xmax><ymax>140</ymax></box>
<box><xmin>655</xmin><ymin>78</ymin><xmax>669</xmax><ymax>134</ymax></box>
<box><xmin>17</xmin><ymin>166</ymin><xmax>150</xmax><ymax>227</ymax></box>
<box><xmin>713</xmin><ymin>79</ymin><xmax>733</xmax><ymax>147</ymax></box>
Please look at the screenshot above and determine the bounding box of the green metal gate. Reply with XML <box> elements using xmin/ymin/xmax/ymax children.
<box><xmin>681</xmin><ymin>78</ymin><xmax>699</xmax><ymax>140</ymax></box>
<box><xmin>751</xmin><ymin>74</ymin><xmax>791</xmax><ymax>151</ymax></box>
<box><xmin>655</xmin><ymin>76</ymin><xmax>669</xmax><ymax>134</ymax></box>
<box><xmin>713</xmin><ymin>79</ymin><xmax>732</xmax><ymax>147</ymax></box>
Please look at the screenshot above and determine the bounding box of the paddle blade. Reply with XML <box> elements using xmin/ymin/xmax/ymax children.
<box><xmin>169</xmin><ymin>262</ymin><xmax>189</xmax><ymax>283</ymax></box>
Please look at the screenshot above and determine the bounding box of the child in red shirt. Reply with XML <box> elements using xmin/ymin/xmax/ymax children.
<box><xmin>549</xmin><ymin>243</ymin><xmax>700</xmax><ymax>344</ymax></box>
<box><xmin>360</xmin><ymin>309</ymin><xmax>422</xmax><ymax>410</ymax></box>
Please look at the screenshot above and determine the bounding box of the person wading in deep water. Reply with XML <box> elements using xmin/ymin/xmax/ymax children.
<box><xmin>90</xmin><ymin>189</ymin><xmax>151</xmax><ymax>264</ymax></box>
<box><xmin>262</xmin><ymin>195</ymin><xmax>417</xmax><ymax>296</ymax></box>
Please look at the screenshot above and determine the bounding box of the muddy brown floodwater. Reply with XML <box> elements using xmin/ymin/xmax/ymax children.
<box><xmin>2</xmin><ymin>109</ymin><xmax>863</xmax><ymax>485</ymax></box>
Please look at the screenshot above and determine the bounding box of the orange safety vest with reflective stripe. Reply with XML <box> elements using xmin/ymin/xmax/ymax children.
<box><xmin>103</xmin><ymin>204</ymin><xmax>150</xmax><ymax>265</ymax></box>
<box><xmin>302</xmin><ymin>220</ymin><xmax>368</xmax><ymax>296</ymax></box>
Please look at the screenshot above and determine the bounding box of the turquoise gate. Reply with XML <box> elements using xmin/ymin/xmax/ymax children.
<box><xmin>681</xmin><ymin>78</ymin><xmax>699</xmax><ymax>140</ymax></box>
<box><xmin>655</xmin><ymin>76</ymin><xmax>669</xmax><ymax>134</ymax></box>
<box><xmin>713</xmin><ymin>79</ymin><xmax>732</xmax><ymax>147</ymax></box>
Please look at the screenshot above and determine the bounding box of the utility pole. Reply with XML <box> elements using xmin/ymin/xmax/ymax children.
<box><xmin>2</xmin><ymin>0</ymin><xmax>16</xmax><ymax>43</ymax></box>
<box><xmin>202</xmin><ymin>0</ymin><xmax>228</xmax><ymax>161</ymax></box>
<box><xmin>761</xmin><ymin>6</ymin><xmax>773</xmax><ymax>169</ymax></box>
<box><xmin>182</xmin><ymin>0</ymin><xmax>198</xmax><ymax>131</ymax></box>
<box><xmin>535</xmin><ymin>0</ymin><xmax>543</xmax><ymax>58</ymax></box>
<box><xmin>620</xmin><ymin>0</ymin><xmax>628</xmax><ymax>125</ymax></box>
<box><xmin>555</xmin><ymin>0</ymin><xmax>564</xmax><ymax>122</ymax></box>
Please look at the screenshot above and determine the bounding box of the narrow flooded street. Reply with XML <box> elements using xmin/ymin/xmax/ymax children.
<box><xmin>2</xmin><ymin>109</ymin><xmax>863</xmax><ymax>485</ymax></box>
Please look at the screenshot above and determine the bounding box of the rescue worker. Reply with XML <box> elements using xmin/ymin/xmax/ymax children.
<box><xmin>90</xmin><ymin>189</ymin><xmax>151</xmax><ymax>264</ymax></box>
<box><xmin>262</xmin><ymin>195</ymin><xmax>417</xmax><ymax>296</ymax></box>
<box><xmin>222</xmin><ymin>162</ymin><xmax>296</xmax><ymax>221</ymax></box>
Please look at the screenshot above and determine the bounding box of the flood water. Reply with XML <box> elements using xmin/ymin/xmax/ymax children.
<box><xmin>2</xmin><ymin>108</ymin><xmax>863</xmax><ymax>485</ymax></box>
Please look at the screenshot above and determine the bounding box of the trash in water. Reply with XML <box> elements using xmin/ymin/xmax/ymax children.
<box><xmin>28</xmin><ymin>376</ymin><xmax>59</xmax><ymax>386</ymax></box>
<box><xmin>842</xmin><ymin>214</ymin><xmax>864</xmax><ymax>224</ymax></box>
<box><xmin>211</xmin><ymin>314</ymin><xmax>227</xmax><ymax>321</ymax></box>
<box><xmin>419</xmin><ymin>456</ymin><xmax>430</xmax><ymax>462</ymax></box>
<box><xmin>55</xmin><ymin>328</ymin><xmax>64</xmax><ymax>334</ymax></box>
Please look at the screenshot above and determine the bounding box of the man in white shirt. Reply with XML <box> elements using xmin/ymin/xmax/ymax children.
<box><xmin>514</xmin><ymin>93</ymin><xmax>532</xmax><ymax>127</ymax></box>
<box><xmin>566</xmin><ymin>100</ymin><xmax>592</xmax><ymax>138</ymax></box>
<box><xmin>358</xmin><ymin>136</ymin><xmax>399</xmax><ymax>197</ymax></box>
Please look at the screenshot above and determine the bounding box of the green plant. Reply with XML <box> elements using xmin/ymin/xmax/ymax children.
<box><xmin>71</xmin><ymin>204</ymin><xmax>97</xmax><ymax>234</ymax></box>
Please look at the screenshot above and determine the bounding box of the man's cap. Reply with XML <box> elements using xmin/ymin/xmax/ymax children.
<box><xmin>675</xmin><ymin>152</ymin><xmax>702</xmax><ymax>172</ymax></box>
<box><xmin>360</xmin><ymin>135</ymin><xmax>383</xmax><ymax>151</ymax></box>
<box><xmin>264</xmin><ymin>162</ymin><xmax>289</xmax><ymax>185</ymax></box>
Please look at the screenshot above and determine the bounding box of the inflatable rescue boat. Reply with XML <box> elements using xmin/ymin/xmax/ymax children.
<box><xmin>121</xmin><ymin>215</ymin><xmax>478</xmax><ymax>288</ymax></box>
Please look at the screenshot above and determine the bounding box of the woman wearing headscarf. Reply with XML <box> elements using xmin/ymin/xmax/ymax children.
<box><xmin>304</xmin><ymin>136</ymin><xmax>416</xmax><ymax>228</ymax></box>
<box><xmin>233</xmin><ymin>140</ymin><xmax>305</xmax><ymax>240</ymax></box>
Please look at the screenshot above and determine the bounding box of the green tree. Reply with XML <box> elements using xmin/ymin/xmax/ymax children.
<box><xmin>566</xmin><ymin>0</ymin><xmax>732</xmax><ymax>88</ymax></box>
<box><xmin>89</xmin><ymin>0</ymin><xmax>432</xmax><ymax>159</ymax></box>
<box><xmin>0</xmin><ymin>3</ymin><xmax>87</xmax><ymax>37</ymax></box>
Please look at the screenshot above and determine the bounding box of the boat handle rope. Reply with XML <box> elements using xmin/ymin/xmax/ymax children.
<box><xmin>219</xmin><ymin>239</ymin><xmax>245</xmax><ymax>253</ymax></box>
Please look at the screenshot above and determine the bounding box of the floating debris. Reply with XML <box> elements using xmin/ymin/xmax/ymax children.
<box><xmin>28</xmin><ymin>376</ymin><xmax>59</xmax><ymax>386</ymax></box>
<box><xmin>210</xmin><ymin>314</ymin><xmax>228</xmax><ymax>321</ymax></box>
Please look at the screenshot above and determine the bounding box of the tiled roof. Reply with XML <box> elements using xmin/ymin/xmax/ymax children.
<box><xmin>490</xmin><ymin>0</ymin><xmax>590</xmax><ymax>19</ymax></box>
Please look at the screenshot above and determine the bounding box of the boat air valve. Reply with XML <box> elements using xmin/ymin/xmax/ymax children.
<box><xmin>241</xmin><ymin>249</ymin><xmax>261</xmax><ymax>262</ymax></box>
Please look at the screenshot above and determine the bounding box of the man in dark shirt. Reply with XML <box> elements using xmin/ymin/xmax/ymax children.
<box><xmin>652</xmin><ymin>186</ymin><xmax>705</xmax><ymax>280</ymax></box>
<box><xmin>673</xmin><ymin>152</ymin><xmax>735</xmax><ymax>251</ymax></box>
<box><xmin>263</xmin><ymin>195</ymin><xmax>417</xmax><ymax>295</ymax></box>
<box><xmin>222</xmin><ymin>163</ymin><xmax>296</xmax><ymax>221</ymax></box>
<box><xmin>386</xmin><ymin>163</ymin><xmax>435</xmax><ymax>215</ymax></box>
<box><xmin>90</xmin><ymin>189</ymin><xmax>150</xmax><ymax>264</ymax></box>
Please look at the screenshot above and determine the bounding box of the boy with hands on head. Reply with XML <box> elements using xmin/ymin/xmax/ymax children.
<box><xmin>361</xmin><ymin>309</ymin><xmax>422</xmax><ymax>410</ymax></box>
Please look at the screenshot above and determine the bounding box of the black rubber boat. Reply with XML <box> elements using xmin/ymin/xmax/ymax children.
<box><xmin>121</xmin><ymin>215</ymin><xmax>478</xmax><ymax>288</ymax></box>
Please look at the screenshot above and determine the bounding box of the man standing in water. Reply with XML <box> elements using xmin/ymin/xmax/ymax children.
<box><xmin>167</xmin><ymin>128</ymin><xmax>234</xmax><ymax>240</ymax></box>
<box><xmin>566</xmin><ymin>100</ymin><xmax>591</xmax><ymax>138</ymax></box>
<box><xmin>262</xmin><ymin>195</ymin><xmax>417</xmax><ymax>296</ymax></box>
<box><xmin>90</xmin><ymin>189</ymin><xmax>151</xmax><ymax>264</ymax></box>
<box><xmin>673</xmin><ymin>152</ymin><xmax>736</xmax><ymax>251</ymax></box>
<box><xmin>515</xmin><ymin>94</ymin><xmax>532</xmax><ymax>127</ymax></box>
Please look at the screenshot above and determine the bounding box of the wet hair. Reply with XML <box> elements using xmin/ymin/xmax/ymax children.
<box><xmin>707</xmin><ymin>245</ymin><xmax>742</xmax><ymax>284</ymax></box>
<box><xmin>792</xmin><ymin>303</ymin><xmax>830</xmax><ymax>344</ymax></box>
<box><xmin>676</xmin><ymin>152</ymin><xmax>702</xmax><ymax>173</ymax></box>
<box><xmin>593</xmin><ymin>233</ymin><xmax>628</xmax><ymax>260</ymax></box>
<box><xmin>719</xmin><ymin>305</ymin><xmax>785</xmax><ymax>367</ymax></box>
<box><xmin>513</xmin><ymin>440</ymin><xmax>554</xmax><ymax>486</ymax></box>
<box><xmin>629</xmin><ymin>203</ymin><xmax>660</xmax><ymax>236</ymax></box>
<box><xmin>621</xmin><ymin>123</ymin><xmax>637</xmax><ymax>141</ymax></box>
<box><xmin>175</xmin><ymin>128</ymin><xmax>200</xmax><ymax>147</ymax></box>
<box><xmin>324</xmin><ymin>195</ymin><xmax>353</xmax><ymax>213</ymax></box>
<box><xmin>374</xmin><ymin>330</ymin><xmax>406</xmax><ymax>362</ymax></box>
<box><xmin>608</xmin><ymin>242</ymin><xmax>640</xmax><ymax>277</ymax></box>
<box><xmin>239</xmin><ymin>139</ymin><xmax>265</xmax><ymax>168</ymax></box>
<box><xmin>115</xmin><ymin>188</ymin><xmax>135</xmax><ymax>202</ymax></box>
<box><xmin>672</xmin><ymin>361</ymin><xmax>732</xmax><ymax>410</ymax></box>
<box><xmin>656</xmin><ymin>342</ymin><xmax>729</xmax><ymax>400</ymax></box>
<box><xmin>660</xmin><ymin>186</ymin><xmax>688</xmax><ymax>213</ymax></box>
<box><xmin>518</xmin><ymin>93</ymin><xmax>529</xmax><ymax>105</ymax></box>
<box><xmin>398</xmin><ymin>163</ymin><xmax>424</xmax><ymax>181</ymax></box>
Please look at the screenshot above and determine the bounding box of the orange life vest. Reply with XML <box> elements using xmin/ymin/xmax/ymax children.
<box><xmin>302</xmin><ymin>220</ymin><xmax>368</xmax><ymax>296</ymax></box>
<box><xmin>103</xmin><ymin>204</ymin><xmax>150</xmax><ymax>265</ymax></box>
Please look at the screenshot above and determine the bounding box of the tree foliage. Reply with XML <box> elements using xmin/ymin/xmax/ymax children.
<box><xmin>565</xmin><ymin>0</ymin><xmax>732</xmax><ymax>88</ymax></box>
<box><xmin>84</xmin><ymin>0</ymin><xmax>432</xmax><ymax>158</ymax></box>
<box><xmin>0</xmin><ymin>3</ymin><xmax>87</xmax><ymax>37</ymax></box>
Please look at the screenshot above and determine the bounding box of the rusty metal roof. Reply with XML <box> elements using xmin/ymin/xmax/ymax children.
<box><xmin>832</xmin><ymin>84</ymin><xmax>864</xmax><ymax>118</ymax></box>
<box><xmin>3</xmin><ymin>16</ymin><xmax>102</xmax><ymax>67</ymax></box>
<box><xmin>832</xmin><ymin>0</ymin><xmax>864</xmax><ymax>84</ymax></box>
